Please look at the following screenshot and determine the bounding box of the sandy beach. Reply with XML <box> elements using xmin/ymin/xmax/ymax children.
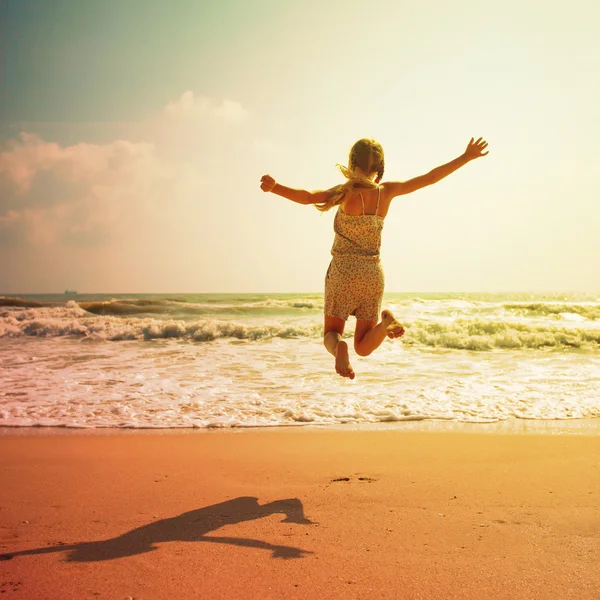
<box><xmin>0</xmin><ymin>424</ymin><xmax>599</xmax><ymax>600</ymax></box>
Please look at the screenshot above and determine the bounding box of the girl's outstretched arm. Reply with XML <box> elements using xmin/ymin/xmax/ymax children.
<box><xmin>260</xmin><ymin>174</ymin><xmax>335</xmax><ymax>205</ymax></box>
<box><xmin>384</xmin><ymin>137</ymin><xmax>489</xmax><ymax>200</ymax></box>
<box><xmin>260</xmin><ymin>174</ymin><xmax>309</xmax><ymax>204</ymax></box>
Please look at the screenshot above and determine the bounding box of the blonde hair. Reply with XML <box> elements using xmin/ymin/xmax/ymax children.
<box><xmin>315</xmin><ymin>138</ymin><xmax>385</xmax><ymax>212</ymax></box>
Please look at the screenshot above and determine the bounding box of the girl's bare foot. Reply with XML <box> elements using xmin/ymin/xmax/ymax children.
<box><xmin>381</xmin><ymin>310</ymin><xmax>405</xmax><ymax>339</ymax></box>
<box><xmin>335</xmin><ymin>341</ymin><xmax>355</xmax><ymax>379</ymax></box>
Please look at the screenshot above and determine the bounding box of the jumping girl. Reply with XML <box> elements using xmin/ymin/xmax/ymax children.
<box><xmin>260</xmin><ymin>137</ymin><xmax>489</xmax><ymax>379</ymax></box>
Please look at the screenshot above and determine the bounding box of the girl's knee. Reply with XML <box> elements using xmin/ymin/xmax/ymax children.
<box><xmin>324</xmin><ymin>330</ymin><xmax>341</xmax><ymax>344</ymax></box>
<box><xmin>354</xmin><ymin>343</ymin><xmax>372</xmax><ymax>357</ymax></box>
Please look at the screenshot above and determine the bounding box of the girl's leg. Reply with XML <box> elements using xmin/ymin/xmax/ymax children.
<box><xmin>324</xmin><ymin>315</ymin><xmax>355</xmax><ymax>379</ymax></box>
<box><xmin>354</xmin><ymin>310</ymin><xmax>405</xmax><ymax>357</ymax></box>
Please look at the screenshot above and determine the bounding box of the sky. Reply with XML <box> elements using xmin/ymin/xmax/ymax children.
<box><xmin>0</xmin><ymin>0</ymin><xmax>598</xmax><ymax>294</ymax></box>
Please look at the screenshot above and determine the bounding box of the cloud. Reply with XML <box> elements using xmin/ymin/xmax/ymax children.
<box><xmin>164</xmin><ymin>91</ymin><xmax>249</xmax><ymax>123</ymax></box>
<box><xmin>0</xmin><ymin>132</ymin><xmax>201</xmax><ymax>247</ymax></box>
<box><xmin>0</xmin><ymin>133</ymin><xmax>63</xmax><ymax>194</ymax></box>
<box><xmin>0</xmin><ymin>133</ymin><xmax>156</xmax><ymax>196</ymax></box>
<box><xmin>0</xmin><ymin>91</ymin><xmax>250</xmax><ymax>248</ymax></box>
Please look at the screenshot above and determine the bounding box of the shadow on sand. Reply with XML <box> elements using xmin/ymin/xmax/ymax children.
<box><xmin>0</xmin><ymin>496</ymin><xmax>315</xmax><ymax>562</ymax></box>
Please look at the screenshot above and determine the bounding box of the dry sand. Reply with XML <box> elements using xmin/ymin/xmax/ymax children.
<box><xmin>1</xmin><ymin>425</ymin><xmax>599</xmax><ymax>599</ymax></box>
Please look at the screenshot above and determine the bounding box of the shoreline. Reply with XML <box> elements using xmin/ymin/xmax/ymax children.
<box><xmin>1</xmin><ymin>417</ymin><xmax>600</xmax><ymax>437</ymax></box>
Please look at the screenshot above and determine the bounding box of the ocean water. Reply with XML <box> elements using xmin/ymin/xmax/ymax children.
<box><xmin>1</xmin><ymin>292</ymin><xmax>599</xmax><ymax>429</ymax></box>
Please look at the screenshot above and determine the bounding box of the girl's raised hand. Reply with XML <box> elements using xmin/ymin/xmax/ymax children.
<box><xmin>464</xmin><ymin>137</ymin><xmax>489</xmax><ymax>160</ymax></box>
<box><xmin>260</xmin><ymin>174</ymin><xmax>277</xmax><ymax>192</ymax></box>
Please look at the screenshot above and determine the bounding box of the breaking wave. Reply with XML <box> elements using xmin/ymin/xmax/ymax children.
<box><xmin>503</xmin><ymin>302</ymin><xmax>600</xmax><ymax>320</ymax></box>
<box><xmin>1</xmin><ymin>304</ymin><xmax>599</xmax><ymax>350</ymax></box>
<box><xmin>77</xmin><ymin>297</ymin><xmax>323</xmax><ymax>316</ymax></box>
<box><xmin>0</xmin><ymin>304</ymin><xmax>321</xmax><ymax>341</ymax></box>
<box><xmin>402</xmin><ymin>319</ymin><xmax>600</xmax><ymax>350</ymax></box>
<box><xmin>0</xmin><ymin>297</ymin><xmax>45</xmax><ymax>308</ymax></box>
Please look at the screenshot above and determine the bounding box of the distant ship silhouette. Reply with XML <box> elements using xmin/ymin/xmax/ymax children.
<box><xmin>64</xmin><ymin>289</ymin><xmax>78</xmax><ymax>296</ymax></box>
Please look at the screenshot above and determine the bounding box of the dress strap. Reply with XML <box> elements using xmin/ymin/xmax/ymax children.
<box><xmin>375</xmin><ymin>185</ymin><xmax>381</xmax><ymax>216</ymax></box>
<box><xmin>359</xmin><ymin>192</ymin><xmax>365</xmax><ymax>216</ymax></box>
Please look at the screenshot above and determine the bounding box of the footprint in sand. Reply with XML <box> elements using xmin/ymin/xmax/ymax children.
<box><xmin>329</xmin><ymin>475</ymin><xmax>378</xmax><ymax>484</ymax></box>
<box><xmin>1</xmin><ymin>581</ymin><xmax>23</xmax><ymax>592</ymax></box>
